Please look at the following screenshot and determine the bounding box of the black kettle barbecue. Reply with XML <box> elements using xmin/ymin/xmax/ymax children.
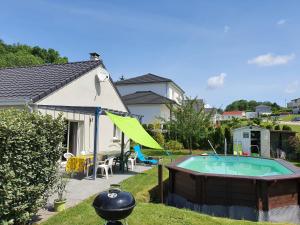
<box><xmin>93</xmin><ymin>184</ymin><xmax>136</xmax><ymax>225</ymax></box>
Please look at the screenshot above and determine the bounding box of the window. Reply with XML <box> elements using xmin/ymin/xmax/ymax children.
<box><xmin>113</xmin><ymin>124</ymin><xmax>121</xmax><ymax>139</ymax></box>
<box><xmin>243</xmin><ymin>132</ymin><xmax>249</xmax><ymax>138</ymax></box>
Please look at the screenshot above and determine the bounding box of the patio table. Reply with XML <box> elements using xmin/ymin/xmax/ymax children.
<box><xmin>66</xmin><ymin>155</ymin><xmax>94</xmax><ymax>176</ymax></box>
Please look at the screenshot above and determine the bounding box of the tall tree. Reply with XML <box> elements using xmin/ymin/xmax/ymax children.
<box><xmin>0</xmin><ymin>39</ymin><xmax>68</xmax><ymax>68</ymax></box>
<box><xmin>165</xmin><ymin>97</ymin><xmax>213</xmax><ymax>154</ymax></box>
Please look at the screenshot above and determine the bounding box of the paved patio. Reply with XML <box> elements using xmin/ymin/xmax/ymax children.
<box><xmin>35</xmin><ymin>165</ymin><xmax>152</xmax><ymax>223</ymax></box>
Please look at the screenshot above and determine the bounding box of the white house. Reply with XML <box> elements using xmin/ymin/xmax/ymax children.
<box><xmin>0</xmin><ymin>53</ymin><xmax>131</xmax><ymax>157</ymax></box>
<box><xmin>233</xmin><ymin>126</ymin><xmax>270</xmax><ymax>157</ymax></box>
<box><xmin>255</xmin><ymin>105</ymin><xmax>272</xmax><ymax>116</ymax></box>
<box><xmin>287</xmin><ymin>98</ymin><xmax>300</xmax><ymax>114</ymax></box>
<box><xmin>115</xmin><ymin>73</ymin><xmax>184</xmax><ymax>124</ymax></box>
<box><xmin>246</xmin><ymin>112</ymin><xmax>258</xmax><ymax>119</ymax></box>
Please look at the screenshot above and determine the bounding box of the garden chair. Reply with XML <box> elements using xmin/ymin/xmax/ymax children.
<box><xmin>114</xmin><ymin>151</ymin><xmax>132</xmax><ymax>171</ymax></box>
<box><xmin>133</xmin><ymin>145</ymin><xmax>158</xmax><ymax>165</ymax></box>
<box><xmin>128</xmin><ymin>152</ymin><xmax>138</xmax><ymax>170</ymax></box>
<box><xmin>98</xmin><ymin>157</ymin><xmax>115</xmax><ymax>179</ymax></box>
<box><xmin>64</xmin><ymin>152</ymin><xmax>75</xmax><ymax>160</ymax></box>
<box><xmin>60</xmin><ymin>152</ymin><xmax>75</xmax><ymax>168</ymax></box>
<box><xmin>280</xmin><ymin>151</ymin><xmax>286</xmax><ymax>160</ymax></box>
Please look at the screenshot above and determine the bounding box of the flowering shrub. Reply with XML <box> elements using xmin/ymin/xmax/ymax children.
<box><xmin>0</xmin><ymin>109</ymin><xmax>65</xmax><ymax>224</ymax></box>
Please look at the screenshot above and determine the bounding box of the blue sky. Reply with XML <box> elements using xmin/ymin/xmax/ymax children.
<box><xmin>1</xmin><ymin>0</ymin><xmax>300</xmax><ymax>108</ymax></box>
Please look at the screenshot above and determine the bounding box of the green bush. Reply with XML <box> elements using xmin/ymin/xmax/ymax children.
<box><xmin>165</xmin><ymin>140</ymin><xmax>183</xmax><ymax>151</ymax></box>
<box><xmin>152</xmin><ymin>130</ymin><xmax>165</xmax><ymax>146</ymax></box>
<box><xmin>148</xmin><ymin>124</ymin><xmax>154</xmax><ymax>130</ymax></box>
<box><xmin>209</xmin><ymin>126</ymin><xmax>224</xmax><ymax>153</ymax></box>
<box><xmin>274</xmin><ymin>125</ymin><xmax>281</xmax><ymax>130</ymax></box>
<box><xmin>265</xmin><ymin>124</ymin><xmax>273</xmax><ymax>130</ymax></box>
<box><xmin>0</xmin><ymin>109</ymin><xmax>65</xmax><ymax>224</ymax></box>
<box><xmin>282</xmin><ymin>125</ymin><xmax>292</xmax><ymax>131</ymax></box>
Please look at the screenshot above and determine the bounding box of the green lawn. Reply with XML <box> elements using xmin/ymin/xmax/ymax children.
<box><xmin>285</xmin><ymin>124</ymin><xmax>300</xmax><ymax>133</ymax></box>
<box><xmin>41</xmin><ymin>149</ymin><xmax>291</xmax><ymax>225</ymax></box>
<box><xmin>279</xmin><ymin>114</ymin><xmax>300</xmax><ymax>122</ymax></box>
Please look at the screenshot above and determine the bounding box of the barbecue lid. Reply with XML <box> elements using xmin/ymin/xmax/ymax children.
<box><xmin>93</xmin><ymin>186</ymin><xmax>136</xmax><ymax>211</ymax></box>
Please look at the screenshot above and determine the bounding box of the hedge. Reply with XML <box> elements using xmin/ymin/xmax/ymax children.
<box><xmin>0</xmin><ymin>109</ymin><xmax>65</xmax><ymax>224</ymax></box>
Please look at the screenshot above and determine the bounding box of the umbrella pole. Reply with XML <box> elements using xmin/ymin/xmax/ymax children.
<box><xmin>121</xmin><ymin>132</ymin><xmax>125</xmax><ymax>172</ymax></box>
<box><xmin>93</xmin><ymin>107</ymin><xmax>101</xmax><ymax>180</ymax></box>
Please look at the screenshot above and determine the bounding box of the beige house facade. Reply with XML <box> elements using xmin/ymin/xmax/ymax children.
<box><xmin>0</xmin><ymin>56</ymin><xmax>131</xmax><ymax>157</ymax></box>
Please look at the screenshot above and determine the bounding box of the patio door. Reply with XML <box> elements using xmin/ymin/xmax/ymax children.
<box><xmin>68</xmin><ymin>122</ymin><xmax>78</xmax><ymax>155</ymax></box>
<box><xmin>66</xmin><ymin>121</ymin><xmax>84</xmax><ymax>156</ymax></box>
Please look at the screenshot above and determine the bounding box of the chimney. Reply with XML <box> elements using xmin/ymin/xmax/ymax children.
<box><xmin>89</xmin><ymin>52</ymin><xmax>101</xmax><ymax>61</ymax></box>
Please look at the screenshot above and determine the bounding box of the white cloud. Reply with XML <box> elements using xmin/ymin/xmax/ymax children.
<box><xmin>285</xmin><ymin>81</ymin><xmax>299</xmax><ymax>94</ymax></box>
<box><xmin>204</xmin><ymin>104</ymin><xmax>211</xmax><ymax>108</ymax></box>
<box><xmin>224</xmin><ymin>25</ymin><xmax>230</xmax><ymax>33</ymax></box>
<box><xmin>277</xmin><ymin>19</ymin><xmax>287</xmax><ymax>25</ymax></box>
<box><xmin>207</xmin><ymin>73</ymin><xmax>226</xmax><ymax>89</ymax></box>
<box><xmin>247</xmin><ymin>53</ymin><xmax>295</xmax><ymax>66</ymax></box>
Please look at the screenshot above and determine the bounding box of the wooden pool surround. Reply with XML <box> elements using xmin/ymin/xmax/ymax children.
<box><xmin>166</xmin><ymin>156</ymin><xmax>300</xmax><ymax>211</ymax></box>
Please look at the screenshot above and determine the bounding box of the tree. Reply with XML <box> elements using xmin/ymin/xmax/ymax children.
<box><xmin>0</xmin><ymin>39</ymin><xmax>68</xmax><ymax>68</ymax></box>
<box><xmin>164</xmin><ymin>97</ymin><xmax>213</xmax><ymax>154</ymax></box>
<box><xmin>225</xmin><ymin>99</ymin><xmax>281</xmax><ymax>112</ymax></box>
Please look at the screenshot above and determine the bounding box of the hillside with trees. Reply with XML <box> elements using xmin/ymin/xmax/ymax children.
<box><xmin>225</xmin><ymin>99</ymin><xmax>281</xmax><ymax>112</ymax></box>
<box><xmin>0</xmin><ymin>40</ymin><xmax>68</xmax><ymax>68</ymax></box>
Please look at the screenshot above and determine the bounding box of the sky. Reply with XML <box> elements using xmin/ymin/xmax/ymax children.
<box><xmin>1</xmin><ymin>0</ymin><xmax>300</xmax><ymax>108</ymax></box>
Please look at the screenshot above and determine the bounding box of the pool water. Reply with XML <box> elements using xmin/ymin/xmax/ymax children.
<box><xmin>177</xmin><ymin>156</ymin><xmax>294</xmax><ymax>176</ymax></box>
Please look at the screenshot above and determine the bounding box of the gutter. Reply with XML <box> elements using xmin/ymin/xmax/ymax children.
<box><xmin>0</xmin><ymin>98</ymin><xmax>36</xmax><ymax>112</ymax></box>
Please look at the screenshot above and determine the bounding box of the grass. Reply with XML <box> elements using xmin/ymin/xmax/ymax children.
<box><xmin>284</xmin><ymin>124</ymin><xmax>300</xmax><ymax>133</ymax></box>
<box><xmin>291</xmin><ymin>161</ymin><xmax>300</xmax><ymax>167</ymax></box>
<box><xmin>279</xmin><ymin>114</ymin><xmax>300</xmax><ymax>122</ymax></box>
<box><xmin>41</xmin><ymin>149</ymin><xmax>291</xmax><ymax>225</ymax></box>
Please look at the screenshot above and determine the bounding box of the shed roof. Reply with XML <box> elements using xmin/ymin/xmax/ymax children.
<box><xmin>233</xmin><ymin>126</ymin><xmax>268</xmax><ymax>132</ymax></box>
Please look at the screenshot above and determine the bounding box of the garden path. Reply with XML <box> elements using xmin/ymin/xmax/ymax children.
<box><xmin>34</xmin><ymin>165</ymin><xmax>152</xmax><ymax>224</ymax></box>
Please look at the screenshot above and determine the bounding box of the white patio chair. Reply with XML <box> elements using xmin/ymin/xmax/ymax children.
<box><xmin>98</xmin><ymin>157</ymin><xmax>115</xmax><ymax>179</ymax></box>
<box><xmin>128</xmin><ymin>152</ymin><xmax>137</xmax><ymax>170</ymax></box>
<box><xmin>60</xmin><ymin>152</ymin><xmax>75</xmax><ymax>169</ymax></box>
<box><xmin>280</xmin><ymin>151</ymin><xmax>286</xmax><ymax>160</ymax></box>
<box><xmin>64</xmin><ymin>152</ymin><xmax>75</xmax><ymax>160</ymax></box>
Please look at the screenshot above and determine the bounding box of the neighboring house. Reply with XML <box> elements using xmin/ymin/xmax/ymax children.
<box><xmin>115</xmin><ymin>73</ymin><xmax>184</xmax><ymax>104</ymax></box>
<box><xmin>115</xmin><ymin>73</ymin><xmax>184</xmax><ymax>124</ymax></box>
<box><xmin>246</xmin><ymin>111</ymin><xmax>258</xmax><ymax>119</ymax></box>
<box><xmin>287</xmin><ymin>98</ymin><xmax>300</xmax><ymax>114</ymax></box>
<box><xmin>121</xmin><ymin>91</ymin><xmax>175</xmax><ymax>124</ymax></box>
<box><xmin>255</xmin><ymin>105</ymin><xmax>272</xmax><ymax>116</ymax></box>
<box><xmin>183</xmin><ymin>98</ymin><xmax>204</xmax><ymax>112</ymax></box>
<box><xmin>222</xmin><ymin>111</ymin><xmax>246</xmax><ymax>120</ymax></box>
<box><xmin>204</xmin><ymin>107</ymin><xmax>222</xmax><ymax>124</ymax></box>
<box><xmin>0</xmin><ymin>53</ymin><xmax>130</xmax><ymax>156</ymax></box>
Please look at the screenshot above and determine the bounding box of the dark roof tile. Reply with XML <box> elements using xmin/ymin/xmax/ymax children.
<box><xmin>122</xmin><ymin>91</ymin><xmax>175</xmax><ymax>105</ymax></box>
<box><xmin>115</xmin><ymin>73</ymin><xmax>172</xmax><ymax>85</ymax></box>
<box><xmin>0</xmin><ymin>60</ymin><xmax>102</xmax><ymax>102</ymax></box>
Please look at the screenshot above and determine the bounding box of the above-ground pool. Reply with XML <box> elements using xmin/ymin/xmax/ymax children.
<box><xmin>177</xmin><ymin>156</ymin><xmax>294</xmax><ymax>177</ymax></box>
<box><xmin>166</xmin><ymin>155</ymin><xmax>300</xmax><ymax>224</ymax></box>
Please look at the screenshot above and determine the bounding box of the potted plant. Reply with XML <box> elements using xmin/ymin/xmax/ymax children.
<box><xmin>54</xmin><ymin>172</ymin><xmax>69</xmax><ymax>212</ymax></box>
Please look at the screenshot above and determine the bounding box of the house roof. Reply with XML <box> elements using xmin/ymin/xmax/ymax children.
<box><xmin>223</xmin><ymin>111</ymin><xmax>245</xmax><ymax>116</ymax></box>
<box><xmin>0</xmin><ymin>60</ymin><xmax>103</xmax><ymax>103</ymax></box>
<box><xmin>115</xmin><ymin>73</ymin><xmax>171</xmax><ymax>84</ymax></box>
<box><xmin>233</xmin><ymin>126</ymin><xmax>268</xmax><ymax>132</ymax></box>
<box><xmin>122</xmin><ymin>91</ymin><xmax>176</xmax><ymax>105</ymax></box>
<box><xmin>115</xmin><ymin>73</ymin><xmax>185</xmax><ymax>93</ymax></box>
<box><xmin>255</xmin><ymin>104</ymin><xmax>271</xmax><ymax>109</ymax></box>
